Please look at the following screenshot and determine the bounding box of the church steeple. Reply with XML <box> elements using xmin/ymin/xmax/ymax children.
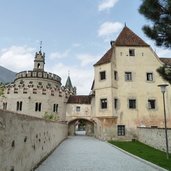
<box><xmin>65</xmin><ymin>76</ymin><xmax>73</xmax><ymax>90</ymax></box>
<box><xmin>33</xmin><ymin>42</ymin><xmax>45</xmax><ymax>71</ymax></box>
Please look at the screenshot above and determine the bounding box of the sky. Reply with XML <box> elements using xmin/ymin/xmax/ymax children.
<box><xmin>0</xmin><ymin>0</ymin><xmax>170</xmax><ymax>95</ymax></box>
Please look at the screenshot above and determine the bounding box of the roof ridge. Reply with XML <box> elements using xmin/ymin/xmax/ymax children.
<box><xmin>115</xmin><ymin>26</ymin><xmax>149</xmax><ymax>47</ymax></box>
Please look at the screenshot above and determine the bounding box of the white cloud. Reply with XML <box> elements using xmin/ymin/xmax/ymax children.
<box><xmin>47</xmin><ymin>63</ymin><xmax>94</xmax><ymax>95</ymax></box>
<box><xmin>98</xmin><ymin>21</ymin><xmax>123</xmax><ymax>37</ymax></box>
<box><xmin>0</xmin><ymin>46</ymin><xmax>35</xmax><ymax>72</ymax></box>
<box><xmin>98</xmin><ymin>0</ymin><xmax>118</xmax><ymax>11</ymax></box>
<box><xmin>77</xmin><ymin>54</ymin><xmax>99</xmax><ymax>67</ymax></box>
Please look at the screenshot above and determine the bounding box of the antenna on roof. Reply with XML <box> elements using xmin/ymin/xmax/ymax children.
<box><xmin>40</xmin><ymin>41</ymin><xmax>42</xmax><ymax>52</ymax></box>
<box><xmin>124</xmin><ymin>22</ymin><xmax>127</xmax><ymax>27</ymax></box>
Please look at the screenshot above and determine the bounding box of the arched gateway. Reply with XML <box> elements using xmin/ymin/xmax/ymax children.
<box><xmin>68</xmin><ymin>118</ymin><xmax>96</xmax><ymax>136</ymax></box>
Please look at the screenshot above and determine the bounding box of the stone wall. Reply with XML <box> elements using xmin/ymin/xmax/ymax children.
<box><xmin>0</xmin><ymin>110</ymin><xmax>68</xmax><ymax>171</ymax></box>
<box><xmin>137</xmin><ymin>127</ymin><xmax>171</xmax><ymax>153</ymax></box>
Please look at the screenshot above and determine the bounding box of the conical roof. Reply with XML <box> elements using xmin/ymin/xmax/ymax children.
<box><xmin>115</xmin><ymin>26</ymin><xmax>149</xmax><ymax>47</ymax></box>
<box><xmin>65</xmin><ymin>76</ymin><xmax>73</xmax><ymax>89</ymax></box>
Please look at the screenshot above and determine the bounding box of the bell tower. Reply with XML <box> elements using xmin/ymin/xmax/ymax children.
<box><xmin>33</xmin><ymin>41</ymin><xmax>45</xmax><ymax>71</ymax></box>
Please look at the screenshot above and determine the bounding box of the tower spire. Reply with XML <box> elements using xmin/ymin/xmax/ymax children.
<box><xmin>40</xmin><ymin>41</ymin><xmax>42</xmax><ymax>52</ymax></box>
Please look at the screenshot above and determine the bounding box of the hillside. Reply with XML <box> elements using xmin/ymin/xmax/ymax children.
<box><xmin>0</xmin><ymin>65</ymin><xmax>16</xmax><ymax>83</ymax></box>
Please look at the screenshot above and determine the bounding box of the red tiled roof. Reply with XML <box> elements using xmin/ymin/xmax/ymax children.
<box><xmin>67</xmin><ymin>95</ymin><xmax>91</xmax><ymax>104</ymax></box>
<box><xmin>94</xmin><ymin>48</ymin><xmax>113</xmax><ymax>66</ymax></box>
<box><xmin>115</xmin><ymin>26</ymin><xmax>149</xmax><ymax>47</ymax></box>
<box><xmin>160</xmin><ymin>58</ymin><xmax>171</xmax><ymax>66</ymax></box>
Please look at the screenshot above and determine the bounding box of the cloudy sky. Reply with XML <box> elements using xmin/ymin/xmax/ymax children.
<box><xmin>0</xmin><ymin>0</ymin><xmax>170</xmax><ymax>94</ymax></box>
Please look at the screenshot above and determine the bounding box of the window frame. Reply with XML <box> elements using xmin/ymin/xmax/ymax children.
<box><xmin>16</xmin><ymin>101</ymin><xmax>22</xmax><ymax>111</ymax></box>
<box><xmin>146</xmin><ymin>72</ymin><xmax>153</xmax><ymax>81</ymax></box>
<box><xmin>114</xmin><ymin>98</ymin><xmax>118</xmax><ymax>110</ymax></box>
<box><xmin>148</xmin><ymin>99</ymin><xmax>156</xmax><ymax>109</ymax></box>
<box><xmin>100</xmin><ymin>98</ymin><xmax>107</xmax><ymax>109</ymax></box>
<box><xmin>117</xmin><ymin>125</ymin><xmax>125</xmax><ymax>136</ymax></box>
<box><xmin>35</xmin><ymin>102</ymin><xmax>42</xmax><ymax>112</ymax></box>
<box><xmin>100</xmin><ymin>71</ymin><xmax>106</xmax><ymax>80</ymax></box>
<box><xmin>125</xmin><ymin>72</ymin><xmax>132</xmax><ymax>81</ymax></box>
<box><xmin>128</xmin><ymin>99</ymin><xmax>136</xmax><ymax>109</ymax></box>
<box><xmin>76</xmin><ymin>106</ymin><xmax>81</xmax><ymax>112</ymax></box>
<box><xmin>129</xmin><ymin>49</ymin><xmax>135</xmax><ymax>56</ymax></box>
<box><xmin>53</xmin><ymin>104</ymin><xmax>58</xmax><ymax>112</ymax></box>
<box><xmin>114</xmin><ymin>71</ymin><xmax>118</xmax><ymax>81</ymax></box>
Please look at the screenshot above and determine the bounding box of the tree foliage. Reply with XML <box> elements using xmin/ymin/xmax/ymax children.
<box><xmin>139</xmin><ymin>0</ymin><xmax>171</xmax><ymax>48</ymax></box>
<box><xmin>157</xmin><ymin>65</ymin><xmax>171</xmax><ymax>84</ymax></box>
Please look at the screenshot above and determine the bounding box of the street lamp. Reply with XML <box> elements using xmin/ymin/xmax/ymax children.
<box><xmin>158</xmin><ymin>84</ymin><xmax>169</xmax><ymax>159</ymax></box>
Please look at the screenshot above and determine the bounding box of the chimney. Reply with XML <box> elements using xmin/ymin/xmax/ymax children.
<box><xmin>110</xmin><ymin>41</ymin><xmax>115</xmax><ymax>47</ymax></box>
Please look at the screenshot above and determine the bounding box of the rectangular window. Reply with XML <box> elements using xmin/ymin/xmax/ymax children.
<box><xmin>125</xmin><ymin>72</ymin><xmax>132</xmax><ymax>81</ymax></box>
<box><xmin>129</xmin><ymin>49</ymin><xmax>135</xmax><ymax>56</ymax></box>
<box><xmin>101</xmin><ymin>98</ymin><xmax>107</xmax><ymax>109</ymax></box>
<box><xmin>35</xmin><ymin>102</ymin><xmax>41</xmax><ymax>112</ymax></box>
<box><xmin>114</xmin><ymin>71</ymin><xmax>118</xmax><ymax>80</ymax></box>
<box><xmin>147</xmin><ymin>73</ymin><xmax>153</xmax><ymax>81</ymax></box>
<box><xmin>53</xmin><ymin>104</ymin><xmax>58</xmax><ymax>112</ymax></box>
<box><xmin>129</xmin><ymin>99</ymin><xmax>136</xmax><ymax>109</ymax></box>
<box><xmin>148</xmin><ymin>100</ymin><xmax>156</xmax><ymax>109</ymax></box>
<box><xmin>117</xmin><ymin>125</ymin><xmax>125</xmax><ymax>136</ymax></box>
<box><xmin>16</xmin><ymin>101</ymin><xmax>22</xmax><ymax>111</ymax></box>
<box><xmin>76</xmin><ymin>106</ymin><xmax>80</xmax><ymax>112</ymax></box>
<box><xmin>114</xmin><ymin>98</ymin><xmax>118</xmax><ymax>109</ymax></box>
<box><xmin>100</xmin><ymin>71</ymin><xmax>106</xmax><ymax>80</ymax></box>
<box><xmin>3</xmin><ymin>102</ymin><xmax>7</xmax><ymax>110</ymax></box>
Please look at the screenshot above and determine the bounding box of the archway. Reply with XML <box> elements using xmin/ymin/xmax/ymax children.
<box><xmin>68</xmin><ymin>118</ymin><xmax>95</xmax><ymax>136</ymax></box>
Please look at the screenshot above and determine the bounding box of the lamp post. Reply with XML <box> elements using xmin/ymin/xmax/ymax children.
<box><xmin>158</xmin><ymin>84</ymin><xmax>169</xmax><ymax>159</ymax></box>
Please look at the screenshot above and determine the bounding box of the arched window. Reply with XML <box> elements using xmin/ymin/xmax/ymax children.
<box><xmin>37</xmin><ymin>63</ymin><xmax>40</xmax><ymax>69</ymax></box>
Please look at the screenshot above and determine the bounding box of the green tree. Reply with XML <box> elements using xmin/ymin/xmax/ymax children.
<box><xmin>139</xmin><ymin>0</ymin><xmax>171</xmax><ymax>48</ymax></box>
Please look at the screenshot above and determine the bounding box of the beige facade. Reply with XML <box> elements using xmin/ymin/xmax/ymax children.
<box><xmin>0</xmin><ymin>51</ymin><xmax>76</xmax><ymax>121</ymax></box>
<box><xmin>0</xmin><ymin>26</ymin><xmax>171</xmax><ymax>140</ymax></box>
<box><xmin>91</xmin><ymin>26</ymin><xmax>171</xmax><ymax>139</ymax></box>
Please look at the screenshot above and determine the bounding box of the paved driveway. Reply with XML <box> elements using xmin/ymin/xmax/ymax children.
<box><xmin>35</xmin><ymin>136</ymin><xmax>163</xmax><ymax>171</ymax></box>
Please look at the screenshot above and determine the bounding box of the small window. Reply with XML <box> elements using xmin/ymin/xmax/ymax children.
<box><xmin>100</xmin><ymin>71</ymin><xmax>106</xmax><ymax>80</ymax></box>
<box><xmin>53</xmin><ymin>104</ymin><xmax>58</xmax><ymax>112</ymax></box>
<box><xmin>3</xmin><ymin>102</ymin><xmax>7</xmax><ymax>110</ymax></box>
<box><xmin>35</xmin><ymin>102</ymin><xmax>41</xmax><ymax>112</ymax></box>
<box><xmin>16</xmin><ymin>101</ymin><xmax>22</xmax><ymax>111</ymax></box>
<box><xmin>125</xmin><ymin>72</ymin><xmax>132</xmax><ymax>81</ymax></box>
<box><xmin>101</xmin><ymin>98</ymin><xmax>107</xmax><ymax>109</ymax></box>
<box><xmin>37</xmin><ymin>63</ymin><xmax>40</xmax><ymax>68</ymax></box>
<box><xmin>76</xmin><ymin>106</ymin><xmax>80</xmax><ymax>112</ymax></box>
<box><xmin>129</xmin><ymin>99</ymin><xmax>136</xmax><ymax>109</ymax></box>
<box><xmin>129</xmin><ymin>49</ymin><xmax>135</xmax><ymax>56</ymax></box>
<box><xmin>114</xmin><ymin>71</ymin><xmax>118</xmax><ymax>80</ymax></box>
<box><xmin>147</xmin><ymin>73</ymin><xmax>153</xmax><ymax>81</ymax></box>
<box><xmin>38</xmin><ymin>103</ymin><xmax>41</xmax><ymax>111</ymax></box>
<box><xmin>117</xmin><ymin>125</ymin><xmax>125</xmax><ymax>136</ymax></box>
<box><xmin>114</xmin><ymin>98</ymin><xmax>118</xmax><ymax>109</ymax></box>
<box><xmin>148</xmin><ymin>99</ymin><xmax>156</xmax><ymax>109</ymax></box>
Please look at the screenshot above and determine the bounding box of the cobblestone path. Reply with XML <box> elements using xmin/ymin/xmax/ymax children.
<box><xmin>35</xmin><ymin>136</ymin><xmax>162</xmax><ymax>171</ymax></box>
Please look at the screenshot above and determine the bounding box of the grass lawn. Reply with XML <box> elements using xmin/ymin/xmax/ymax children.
<box><xmin>108</xmin><ymin>140</ymin><xmax>171</xmax><ymax>171</ymax></box>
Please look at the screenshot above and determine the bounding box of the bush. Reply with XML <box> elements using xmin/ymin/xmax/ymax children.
<box><xmin>43</xmin><ymin>112</ymin><xmax>59</xmax><ymax>121</ymax></box>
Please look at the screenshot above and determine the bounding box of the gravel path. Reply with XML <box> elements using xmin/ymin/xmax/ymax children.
<box><xmin>35</xmin><ymin>136</ymin><xmax>162</xmax><ymax>171</ymax></box>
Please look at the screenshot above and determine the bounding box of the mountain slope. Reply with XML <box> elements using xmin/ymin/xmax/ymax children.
<box><xmin>0</xmin><ymin>66</ymin><xmax>16</xmax><ymax>83</ymax></box>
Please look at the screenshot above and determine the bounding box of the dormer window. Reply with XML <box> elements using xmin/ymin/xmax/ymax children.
<box><xmin>129</xmin><ymin>49</ymin><xmax>135</xmax><ymax>56</ymax></box>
